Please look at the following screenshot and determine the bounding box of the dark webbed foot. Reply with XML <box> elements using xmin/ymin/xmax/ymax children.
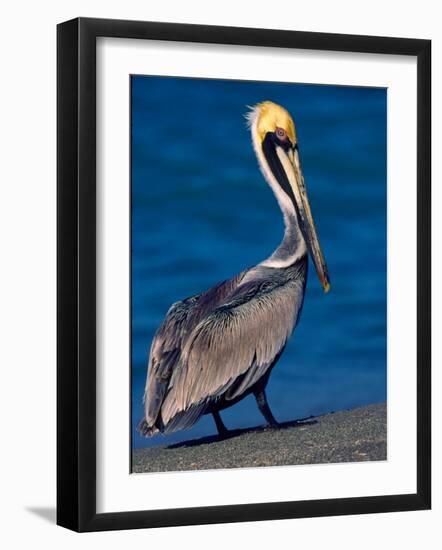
<box><xmin>212</xmin><ymin>410</ymin><xmax>229</xmax><ymax>437</ymax></box>
<box><xmin>265</xmin><ymin>419</ymin><xmax>280</xmax><ymax>429</ymax></box>
<box><xmin>254</xmin><ymin>389</ymin><xmax>280</xmax><ymax>428</ymax></box>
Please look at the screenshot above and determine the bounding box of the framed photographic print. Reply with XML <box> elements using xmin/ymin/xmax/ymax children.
<box><xmin>57</xmin><ymin>17</ymin><xmax>431</xmax><ymax>532</ymax></box>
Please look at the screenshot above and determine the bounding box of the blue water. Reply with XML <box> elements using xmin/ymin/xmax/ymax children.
<box><xmin>131</xmin><ymin>76</ymin><xmax>387</xmax><ymax>450</ymax></box>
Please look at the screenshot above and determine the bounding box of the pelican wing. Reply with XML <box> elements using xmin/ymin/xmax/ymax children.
<box><xmin>143</xmin><ymin>296</ymin><xmax>198</xmax><ymax>428</ymax></box>
<box><xmin>161</xmin><ymin>273</ymin><xmax>306</xmax><ymax>424</ymax></box>
<box><xmin>143</xmin><ymin>273</ymin><xmax>245</xmax><ymax>429</ymax></box>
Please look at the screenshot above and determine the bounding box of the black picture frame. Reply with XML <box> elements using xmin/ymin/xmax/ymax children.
<box><xmin>57</xmin><ymin>17</ymin><xmax>431</xmax><ymax>532</ymax></box>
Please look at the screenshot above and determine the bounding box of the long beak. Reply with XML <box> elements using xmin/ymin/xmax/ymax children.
<box><xmin>275</xmin><ymin>144</ymin><xmax>330</xmax><ymax>293</ymax></box>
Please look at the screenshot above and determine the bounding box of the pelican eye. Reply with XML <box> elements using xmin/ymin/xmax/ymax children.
<box><xmin>275</xmin><ymin>127</ymin><xmax>287</xmax><ymax>141</ymax></box>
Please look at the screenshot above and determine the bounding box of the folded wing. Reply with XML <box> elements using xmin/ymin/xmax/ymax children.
<box><xmin>160</xmin><ymin>275</ymin><xmax>305</xmax><ymax>428</ymax></box>
<box><xmin>142</xmin><ymin>273</ymin><xmax>244</xmax><ymax>432</ymax></box>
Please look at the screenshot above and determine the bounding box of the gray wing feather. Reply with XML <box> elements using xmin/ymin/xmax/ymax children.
<box><xmin>143</xmin><ymin>273</ymin><xmax>244</xmax><ymax>429</ymax></box>
<box><xmin>143</xmin><ymin>299</ymin><xmax>197</xmax><ymax>426</ymax></box>
<box><xmin>160</xmin><ymin>276</ymin><xmax>305</xmax><ymax>424</ymax></box>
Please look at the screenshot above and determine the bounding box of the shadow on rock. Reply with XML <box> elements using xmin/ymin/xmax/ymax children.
<box><xmin>168</xmin><ymin>417</ymin><xmax>318</xmax><ymax>449</ymax></box>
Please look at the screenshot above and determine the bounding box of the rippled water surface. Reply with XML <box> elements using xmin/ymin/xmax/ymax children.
<box><xmin>131</xmin><ymin>76</ymin><xmax>386</xmax><ymax>450</ymax></box>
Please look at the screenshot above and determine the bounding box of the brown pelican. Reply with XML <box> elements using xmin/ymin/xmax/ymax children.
<box><xmin>139</xmin><ymin>101</ymin><xmax>330</xmax><ymax>438</ymax></box>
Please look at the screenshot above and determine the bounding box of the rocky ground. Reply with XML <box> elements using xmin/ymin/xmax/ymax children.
<box><xmin>132</xmin><ymin>403</ymin><xmax>387</xmax><ymax>473</ymax></box>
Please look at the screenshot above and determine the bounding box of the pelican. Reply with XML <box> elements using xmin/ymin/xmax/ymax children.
<box><xmin>139</xmin><ymin>101</ymin><xmax>330</xmax><ymax>438</ymax></box>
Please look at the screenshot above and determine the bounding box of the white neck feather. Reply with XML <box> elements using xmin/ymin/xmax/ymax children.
<box><xmin>248</xmin><ymin>113</ymin><xmax>306</xmax><ymax>268</ymax></box>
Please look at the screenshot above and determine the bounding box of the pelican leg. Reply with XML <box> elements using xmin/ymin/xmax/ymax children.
<box><xmin>254</xmin><ymin>389</ymin><xmax>279</xmax><ymax>428</ymax></box>
<box><xmin>212</xmin><ymin>410</ymin><xmax>229</xmax><ymax>436</ymax></box>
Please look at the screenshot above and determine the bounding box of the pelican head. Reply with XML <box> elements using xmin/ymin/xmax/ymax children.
<box><xmin>247</xmin><ymin>101</ymin><xmax>330</xmax><ymax>293</ymax></box>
